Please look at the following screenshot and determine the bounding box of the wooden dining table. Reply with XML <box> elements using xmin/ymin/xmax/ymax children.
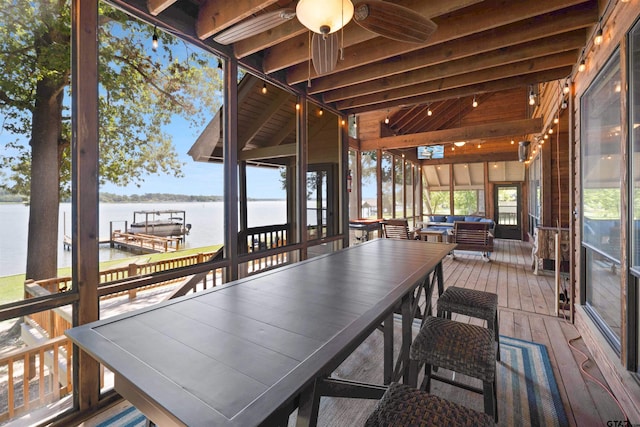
<box><xmin>66</xmin><ymin>238</ymin><xmax>455</xmax><ymax>426</ymax></box>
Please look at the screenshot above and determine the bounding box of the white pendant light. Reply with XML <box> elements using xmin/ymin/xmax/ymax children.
<box><xmin>296</xmin><ymin>0</ymin><xmax>354</xmax><ymax>35</ymax></box>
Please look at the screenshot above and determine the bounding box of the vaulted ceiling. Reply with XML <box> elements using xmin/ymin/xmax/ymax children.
<box><xmin>112</xmin><ymin>0</ymin><xmax>598</xmax><ymax>154</ymax></box>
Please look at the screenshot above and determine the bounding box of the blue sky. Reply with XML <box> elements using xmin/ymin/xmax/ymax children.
<box><xmin>98</xmin><ymin>116</ymin><xmax>286</xmax><ymax>199</ymax></box>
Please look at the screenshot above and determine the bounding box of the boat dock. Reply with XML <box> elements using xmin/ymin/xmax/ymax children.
<box><xmin>109</xmin><ymin>231</ymin><xmax>181</xmax><ymax>254</ymax></box>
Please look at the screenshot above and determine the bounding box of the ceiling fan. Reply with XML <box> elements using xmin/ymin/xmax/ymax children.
<box><xmin>213</xmin><ymin>0</ymin><xmax>437</xmax><ymax>76</ymax></box>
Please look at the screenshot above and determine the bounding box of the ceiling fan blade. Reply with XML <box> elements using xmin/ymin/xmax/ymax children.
<box><xmin>311</xmin><ymin>32</ymin><xmax>340</xmax><ymax>75</ymax></box>
<box><xmin>213</xmin><ymin>8</ymin><xmax>295</xmax><ymax>45</ymax></box>
<box><xmin>353</xmin><ymin>1</ymin><xmax>437</xmax><ymax>44</ymax></box>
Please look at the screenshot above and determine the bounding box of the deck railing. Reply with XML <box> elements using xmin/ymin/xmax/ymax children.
<box><xmin>239</xmin><ymin>224</ymin><xmax>291</xmax><ymax>275</ymax></box>
<box><xmin>0</xmin><ymin>336</ymin><xmax>72</xmax><ymax>422</ymax></box>
<box><xmin>8</xmin><ymin>234</ymin><xmax>294</xmax><ymax>423</ymax></box>
<box><xmin>111</xmin><ymin>231</ymin><xmax>181</xmax><ymax>252</ymax></box>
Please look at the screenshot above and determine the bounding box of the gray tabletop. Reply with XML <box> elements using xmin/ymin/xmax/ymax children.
<box><xmin>66</xmin><ymin>238</ymin><xmax>455</xmax><ymax>426</ymax></box>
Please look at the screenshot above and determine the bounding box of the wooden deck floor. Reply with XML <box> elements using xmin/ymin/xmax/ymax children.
<box><xmin>442</xmin><ymin>239</ymin><xmax>625</xmax><ymax>426</ymax></box>
<box><xmin>83</xmin><ymin>239</ymin><xmax>626</xmax><ymax>427</ymax></box>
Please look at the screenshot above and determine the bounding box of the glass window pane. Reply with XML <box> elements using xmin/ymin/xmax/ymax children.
<box><xmin>405</xmin><ymin>161</ymin><xmax>414</xmax><ymax>221</ymax></box>
<box><xmin>423</xmin><ymin>164</ymin><xmax>450</xmax><ymax>215</ymax></box>
<box><xmin>581</xmin><ymin>49</ymin><xmax>621</xmax><ymax>343</ymax></box>
<box><xmin>631</xmin><ymin>23</ymin><xmax>640</xmax><ymax>269</ymax></box>
<box><xmin>453</xmin><ymin>163</ymin><xmax>484</xmax><ymax>215</ymax></box>
<box><xmin>361</xmin><ymin>151</ymin><xmax>377</xmax><ymax>219</ymax></box>
<box><xmin>307</xmin><ymin>104</ymin><xmax>340</xmax><ymax>240</ymax></box>
<box><xmin>381</xmin><ymin>153</ymin><xmax>393</xmax><ymax>217</ymax></box>
<box><xmin>394</xmin><ymin>157</ymin><xmax>403</xmax><ymax>217</ymax></box>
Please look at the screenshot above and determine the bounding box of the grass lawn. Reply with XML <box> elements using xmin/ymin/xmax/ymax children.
<box><xmin>0</xmin><ymin>244</ymin><xmax>222</xmax><ymax>306</ymax></box>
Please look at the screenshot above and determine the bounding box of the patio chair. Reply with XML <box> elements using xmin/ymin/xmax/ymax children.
<box><xmin>365</xmin><ymin>382</ymin><xmax>493</xmax><ymax>427</ymax></box>
<box><xmin>408</xmin><ymin>316</ymin><xmax>498</xmax><ymax>422</ymax></box>
<box><xmin>380</xmin><ymin>218</ymin><xmax>414</xmax><ymax>239</ymax></box>
<box><xmin>450</xmin><ymin>221</ymin><xmax>494</xmax><ymax>261</ymax></box>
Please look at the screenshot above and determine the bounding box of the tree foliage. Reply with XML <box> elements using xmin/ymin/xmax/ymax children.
<box><xmin>0</xmin><ymin>0</ymin><xmax>223</xmax><ymax>279</ymax></box>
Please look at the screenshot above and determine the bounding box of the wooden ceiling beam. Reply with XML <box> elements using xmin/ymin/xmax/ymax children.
<box><xmin>267</xmin><ymin>116</ymin><xmax>297</xmax><ymax>147</ymax></box>
<box><xmin>360</xmin><ymin>118</ymin><xmax>543</xmax><ymax>151</ymax></box>
<box><xmin>234</xmin><ymin>20</ymin><xmax>307</xmax><ymax>58</ymax></box>
<box><xmin>336</xmin><ymin>52</ymin><xmax>577</xmax><ymax>110</ymax></box>
<box><xmin>238</xmin><ymin>90</ymin><xmax>291</xmax><ymax>150</ymax></box>
<box><xmin>422</xmin><ymin>150</ymin><xmax>520</xmax><ymax>165</ymax></box>
<box><xmin>238</xmin><ymin>144</ymin><xmax>295</xmax><ymax>161</ymax></box>
<box><xmin>346</xmin><ymin>66</ymin><xmax>573</xmax><ymax>114</ymax></box>
<box><xmin>390</xmin><ymin>105</ymin><xmax>428</xmax><ymax>130</ymax></box>
<box><xmin>259</xmin><ymin>0</ymin><xmax>481</xmax><ymax>73</ymax></box>
<box><xmin>148</xmin><ymin>0</ymin><xmax>177</xmax><ymax>16</ymax></box>
<box><xmin>411</xmin><ymin>99</ymin><xmax>463</xmax><ymax>133</ymax></box>
<box><xmin>284</xmin><ymin>0</ymin><xmax>591</xmax><ymax>84</ymax></box>
<box><xmin>323</xmin><ymin>29</ymin><xmax>586</xmax><ymax>103</ymax></box>
<box><xmin>196</xmin><ymin>0</ymin><xmax>279</xmax><ymax>40</ymax></box>
<box><xmin>410</xmin><ymin>97</ymin><xmax>484</xmax><ymax>135</ymax></box>
<box><xmin>307</xmin><ymin>4</ymin><xmax>595</xmax><ymax>93</ymax></box>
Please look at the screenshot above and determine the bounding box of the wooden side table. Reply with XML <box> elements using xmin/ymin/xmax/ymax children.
<box><xmin>416</xmin><ymin>229</ymin><xmax>446</xmax><ymax>243</ymax></box>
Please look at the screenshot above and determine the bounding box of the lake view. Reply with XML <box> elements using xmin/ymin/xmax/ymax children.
<box><xmin>0</xmin><ymin>201</ymin><xmax>287</xmax><ymax>277</ymax></box>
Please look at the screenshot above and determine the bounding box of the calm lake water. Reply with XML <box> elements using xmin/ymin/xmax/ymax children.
<box><xmin>0</xmin><ymin>201</ymin><xmax>287</xmax><ymax>277</ymax></box>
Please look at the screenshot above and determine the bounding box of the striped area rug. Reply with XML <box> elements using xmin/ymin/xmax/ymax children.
<box><xmin>499</xmin><ymin>335</ymin><xmax>568</xmax><ymax>427</ymax></box>
<box><xmin>96</xmin><ymin>405</ymin><xmax>145</xmax><ymax>427</ymax></box>
<box><xmin>98</xmin><ymin>335</ymin><xmax>568</xmax><ymax>427</ymax></box>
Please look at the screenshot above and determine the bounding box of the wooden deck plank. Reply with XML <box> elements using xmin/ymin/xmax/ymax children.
<box><xmin>558</xmin><ymin>320</ymin><xmax>627</xmax><ymax>423</ymax></box>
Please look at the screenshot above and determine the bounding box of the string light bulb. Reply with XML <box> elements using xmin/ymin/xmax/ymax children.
<box><xmin>427</xmin><ymin>107</ymin><xmax>432</xmax><ymax>116</ymax></box>
<box><xmin>384</xmin><ymin>116</ymin><xmax>389</xmax><ymax>124</ymax></box>
<box><xmin>472</xmin><ymin>96</ymin><xmax>478</xmax><ymax>108</ymax></box>
<box><xmin>578</xmin><ymin>58</ymin><xmax>586</xmax><ymax>72</ymax></box>
<box><xmin>318</xmin><ymin>108</ymin><xmax>323</xmax><ymax>116</ymax></box>
<box><xmin>563</xmin><ymin>81</ymin><xmax>570</xmax><ymax>94</ymax></box>
<box><xmin>529</xmin><ymin>87</ymin><xmax>536</xmax><ymax>106</ymax></box>
<box><xmin>261</xmin><ymin>83</ymin><xmax>267</xmax><ymax>94</ymax></box>
<box><xmin>594</xmin><ymin>24</ymin><xmax>603</xmax><ymax>46</ymax></box>
<box><xmin>152</xmin><ymin>26</ymin><xmax>158</xmax><ymax>51</ymax></box>
<box><xmin>554</xmin><ymin>117</ymin><xmax>559</xmax><ymax>124</ymax></box>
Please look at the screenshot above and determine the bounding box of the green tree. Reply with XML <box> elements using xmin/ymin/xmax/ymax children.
<box><xmin>0</xmin><ymin>0</ymin><xmax>222</xmax><ymax>280</ymax></box>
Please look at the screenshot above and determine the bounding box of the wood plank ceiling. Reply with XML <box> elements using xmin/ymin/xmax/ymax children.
<box><xmin>113</xmin><ymin>0</ymin><xmax>598</xmax><ymax>157</ymax></box>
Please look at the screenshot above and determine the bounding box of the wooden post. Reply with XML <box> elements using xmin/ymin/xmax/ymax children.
<box><xmin>128</xmin><ymin>264</ymin><xmax>138</xmax><ymax>300</ymax></box>
<box><xmin>71</xmin><ymin>0</ymin><xmax>100</xmax><ymax>411</ymax></box>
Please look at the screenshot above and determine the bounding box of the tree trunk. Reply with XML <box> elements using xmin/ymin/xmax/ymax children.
<box><xmin>25</xmin><ymin>78</ymin><xmax>63</xmax><ymax>281</ymax></box>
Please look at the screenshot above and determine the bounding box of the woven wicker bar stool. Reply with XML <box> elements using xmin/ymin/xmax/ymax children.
<box><xmin>364</xmin><ymin>382</ymin><xmax>493</xmax><ymax>427</ymax></box>
<box><xmin>409</xmin><ymin>316</ymin><xmax>498</xmax><ymax>422</ymax></box>
<box><xmin>437</xmin><ymin>286</ymin><xmax>500</xmax><ymax>361</ymax></box>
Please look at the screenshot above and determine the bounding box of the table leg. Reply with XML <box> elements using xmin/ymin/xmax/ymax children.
<box><xmin>296</xmin><ymin>379</ymin><xmax>320</xmax><ymax>427</ymax></box>
<box><xmin>383</xmin><ymin>313</ymin><xmax>394</xmax><ymax>384</ymax></box>
<box><xmin>401</xmin><ymin>293</ymin><xmax>412</xmax><ymax>383</ymax></box>
<box><xmin>436</xmin><ymin>262</ymin><xmax>444</xmax><ymax>296</ymax></box>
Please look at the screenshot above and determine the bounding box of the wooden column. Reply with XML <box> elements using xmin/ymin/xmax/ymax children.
<box><xmin>376</xmin><ymin>149</ymin><xmax>383</xmax><ymax>218</ymax></box>
<box><xmin>71</xmin><ymin>0</ymin><xmax>100</xmax><ymax>411</ymax></box>
<box><xmin>223</xmin><ymin>58</ymin><xmax>239</xmax><ymax>280</ymax></box>
<box><xmin>297</xmin><ymin>99</ymin><xmax>308</xmax><ymax>259</ymax></box>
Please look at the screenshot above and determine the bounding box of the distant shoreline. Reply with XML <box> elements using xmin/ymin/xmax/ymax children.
<box><xmin>0</xmin><ymin>197</ymin><xmax>287</xmax><ymax>204</ymax></box>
